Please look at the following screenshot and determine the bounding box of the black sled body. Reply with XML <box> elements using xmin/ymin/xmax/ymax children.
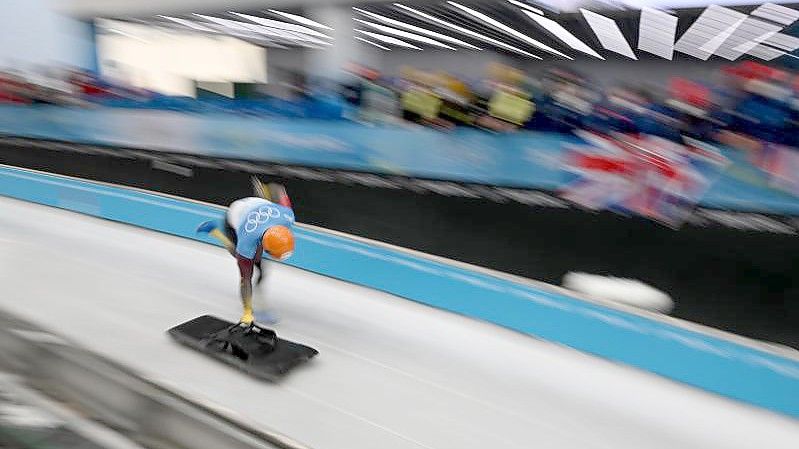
<box><xmin>168</xmin><ymin>315</ymin><xmax>318</xmax><ymax>381</ymax></box>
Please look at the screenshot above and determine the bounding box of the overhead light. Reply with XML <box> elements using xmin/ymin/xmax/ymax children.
<box><xmin>105</xmin><ymin>28</ymin><xmax>151</xmax><ymax>43</ymax></box>
<box><xmin>762</xmin><ymin>32</ymin><xmax>799</xmax><ymax>51</ymax></box>
<box><xmin>157</xmin><ymin>16</ymin><xmax>216</xmax><ymax>33</ymax></box>
<box><xmin>230</xmin><ymin>12</ymin><xmax>332</xmax><ymax>39</ymax></box>
<box><xmin>637</xmin><ymin>8</ymin><xmax>677</xmax><ymax>60</ymax></box>
<box><xmin>732</xmin><ymin>29</ymin><xmax>778</xmax><ymax>54</ymax></box>
<box><xmin>194</xmin><ymin>14</ymin><xmax>248</xmax><ymax>30</ymax></box>
<box><xmin>751</xmin><ymin>3</ymin><xmax>799</xmax><ymax>26</ymax></box>
<box><xmin>746</xmin><ymin>44</ymin><xmax>785</xmax><ymax>60</ymax></box>
<box><xmin>194</xmin><ymin>14</ymin><xmax>327</xmax><ymax>46</ymax></box>
<box><xmin>355</xmin><ymin>29</ymin><xmax>422</xmax><ymax>50</ymax></box>
<box><xmin>272</xmin><ymin>28</ymin><xmax>332</xmax><ymax>46</ymax></box>
<box><xmin>718</xmin><ymin>15</ymin><xmax>799</xmax><ymax>61</ymax></box>
<box><xmin>194</xmin><ymin>14</ymin><xmax>285</xmax><ymax>36</ymax></box>
<box><xmin>241</xmin><ymin>22</ymin><xmax>304</xmax><ymax>41</ymax></box>
<box><xmin>393</xmin><ymin>3</ymin><xmax>541</xmax><ymax>58</ymax></box>
<box><xmin>246</xmin><ymin>23</ymin><xmax>332</xmax><ymax>46</ymax></box>
<box><xmin>268</xmin><ymin>10</ymin><xmax>333</xmax><ymax>30</ymax></box>
<box><xmin>353</xmin><ymin>7</ymin><xmax>481</xmax><ymax>50</ymax></box>
<box><xmin>706</xmin><ymin>17</ymin><xmax>780</xmax><ymax>60</ymax></box>
<box><xmin>580</xmin><ymin>9</ymin><xmax>637</xmax><ymax>59</ymax></box>
<box><xmin>696</xmin><ymin>18</ymin><xmax>745</xmax><ymax>56</ymax></box>
<box><xmin>696</xmin><ymin>4</ymin><xmax>799</xmax><ymax>61</ymax></box>
<box><xmin>674</xmin><ymin>5</ymin><xmax>746</xmax><ymax>60</ymax></box>
<box><xmin>223</xmin><ymin>29</ymin><xmax>288</xmax><ymax>48</ymax></box>
<box><xmin>447</xmin><ymin>1</ymin><xmax>570</xmax><ymax>58</ymax></box>
<box><xmin>355</xmin><ymin>36</ymin><xmax>391</xmax><ymax>51</ymax></box>
<box><xmin>180</xmin><ymin>18</ymin><xmax>289</xmax><ymax>47</ymax></box>
<box><xmin>507</xmin><ymin>0</ymin><xmax>543</xmax><ymax>16</ymax></box>
<box><xmin>522</xmin><ymin>11</ymin><xmax>602</xmax><ymax>58</ymax></box>
<box><xmin>353</xmin><ymin>18</ymin><xmax>455</xmax><ymax>49</ymax></box>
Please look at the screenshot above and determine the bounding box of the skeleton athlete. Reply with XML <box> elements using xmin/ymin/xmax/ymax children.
<box><xmin>197</xmin><ymin>179</ymin><xmax>295</xmax><ymax>325</ymax></box>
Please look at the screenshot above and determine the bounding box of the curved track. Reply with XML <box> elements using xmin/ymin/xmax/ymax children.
<box><xmin>1</xmin><ymin>196</ymin><xmax>797</xmax><ymax>449</ymax></box>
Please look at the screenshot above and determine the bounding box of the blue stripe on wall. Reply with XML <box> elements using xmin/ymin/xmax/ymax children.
<box><xmin>2</xmin><ymin>165</ymin><xmax>798</xmax><ymax>418</ymax></box>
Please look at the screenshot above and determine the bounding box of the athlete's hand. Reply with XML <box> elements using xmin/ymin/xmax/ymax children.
<box><xmin>196</xmin><ymin>220</ymin><xmax>216</xmax><ymax>234</ymax></box>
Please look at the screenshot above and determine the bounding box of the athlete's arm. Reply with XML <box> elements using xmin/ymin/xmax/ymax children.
<box><xmin>197</xmin><ymin>220</ymin><xmax>236</xmax><ymax>256</ymax></box>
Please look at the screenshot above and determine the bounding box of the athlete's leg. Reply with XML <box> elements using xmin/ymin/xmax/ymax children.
<box><xmin>252</xmin><ymin>176</ymin><xmax>269</xmax><ymax>199</ymax></box>
<box><xmin>236</xmin><ymin>255</ymin><xmax>255</xmax><ymax>324</ymax></box>
<box><xmin>252</xmin><ymin>176</ymin><xmax>292</xmax><ymax>208</ymax></box>
<box><xmin>268</xmin><ymin>183</ymin><xmax>292</xmax><ymax>208</ymax></box>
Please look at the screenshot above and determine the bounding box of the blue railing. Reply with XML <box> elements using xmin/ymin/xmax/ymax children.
<box><xmin>91</xmin><ymin>95</ymin><xmax>350</xmax><ymax>119</ymax></box>
<box><xmin>1</xmin><ymin>164</ymin><xmax>797</xmax><ymax>418</ymax></box>
<box><xmin>1</xmin><ymin>105</ymin><xmax>797</xmax><ymax>215</ymax></box>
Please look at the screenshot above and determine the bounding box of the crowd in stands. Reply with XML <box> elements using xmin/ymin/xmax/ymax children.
<box><xmin>0</xmin><ymin>67</ymin><xmax>347</xmax><ymax>118</ymax></box>
<box><xmin>1</xmin><ymin>60</ymin><xmax>797</xmax><ymax>153</ymax></box>
<box><xmin>344</xmin><ymin>61</ymin><xmax>799</xmax><ymax>153</ymax></box>
<box><xmin>0</xmin><ymin>68</ymin><xmax>89</xmax><ymax>107</ymax></box>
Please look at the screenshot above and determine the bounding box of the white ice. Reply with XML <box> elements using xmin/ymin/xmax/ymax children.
<box><xmin>0</xmin><ymin>196</ymin><xmax>797</xmax><ymax>449</ymax></box>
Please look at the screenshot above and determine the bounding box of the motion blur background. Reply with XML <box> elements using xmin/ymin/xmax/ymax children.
<box><xmin>4</xmin><ymin>0</ymin><xmax>798</xmax><ymax>343</ymax></box>
<box><xmin>1</xmin><ymin>1</ymin><xmax>799</xmax><ymax>447</ymax></box>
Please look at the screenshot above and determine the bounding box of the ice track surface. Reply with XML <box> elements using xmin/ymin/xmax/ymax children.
<box><xmin>1</xmin><ymin>196</ymin><xmax>798</xmax><ymax>449</ymax></box>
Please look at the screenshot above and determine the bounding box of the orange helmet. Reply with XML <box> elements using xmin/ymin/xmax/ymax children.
<box><xmin>262</xmin><ymin>225</ymin><xmax>294</xmax><ymax>260</ymax></box>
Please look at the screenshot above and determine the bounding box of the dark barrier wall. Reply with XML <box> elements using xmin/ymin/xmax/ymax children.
<box><xmin>2</xmin><ymin>139</ymin><xmax>797</xmax><ymax>348</ymax></box>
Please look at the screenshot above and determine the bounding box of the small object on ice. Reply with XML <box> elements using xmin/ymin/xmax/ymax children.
<box><xmin>562</xmin><ymin>272</ymin><xmax>674</xmax><ymax>313</ymax></box>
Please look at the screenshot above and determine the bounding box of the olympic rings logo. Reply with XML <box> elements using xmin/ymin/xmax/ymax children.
<box><xmin>244</xmin><ymin>206</ymin><xmax>281</xmax><ymax>233</ymax></box>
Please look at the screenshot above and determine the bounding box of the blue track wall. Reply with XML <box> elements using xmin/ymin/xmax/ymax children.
<box><xmin>2</xmin><ymin>164</ymin><xmax>798</xmax><ymax>418</ymax></box>
<box><xmin>1</xmin><ymin>105</ymin><xmax>797</xmax><ymax>215</ymax></box>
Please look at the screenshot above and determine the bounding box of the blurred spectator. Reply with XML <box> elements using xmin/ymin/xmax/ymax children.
<box><xmin>3</xmin><ymin>59</ymin><xmax>799</xmax><ymax>165</ymax></box>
